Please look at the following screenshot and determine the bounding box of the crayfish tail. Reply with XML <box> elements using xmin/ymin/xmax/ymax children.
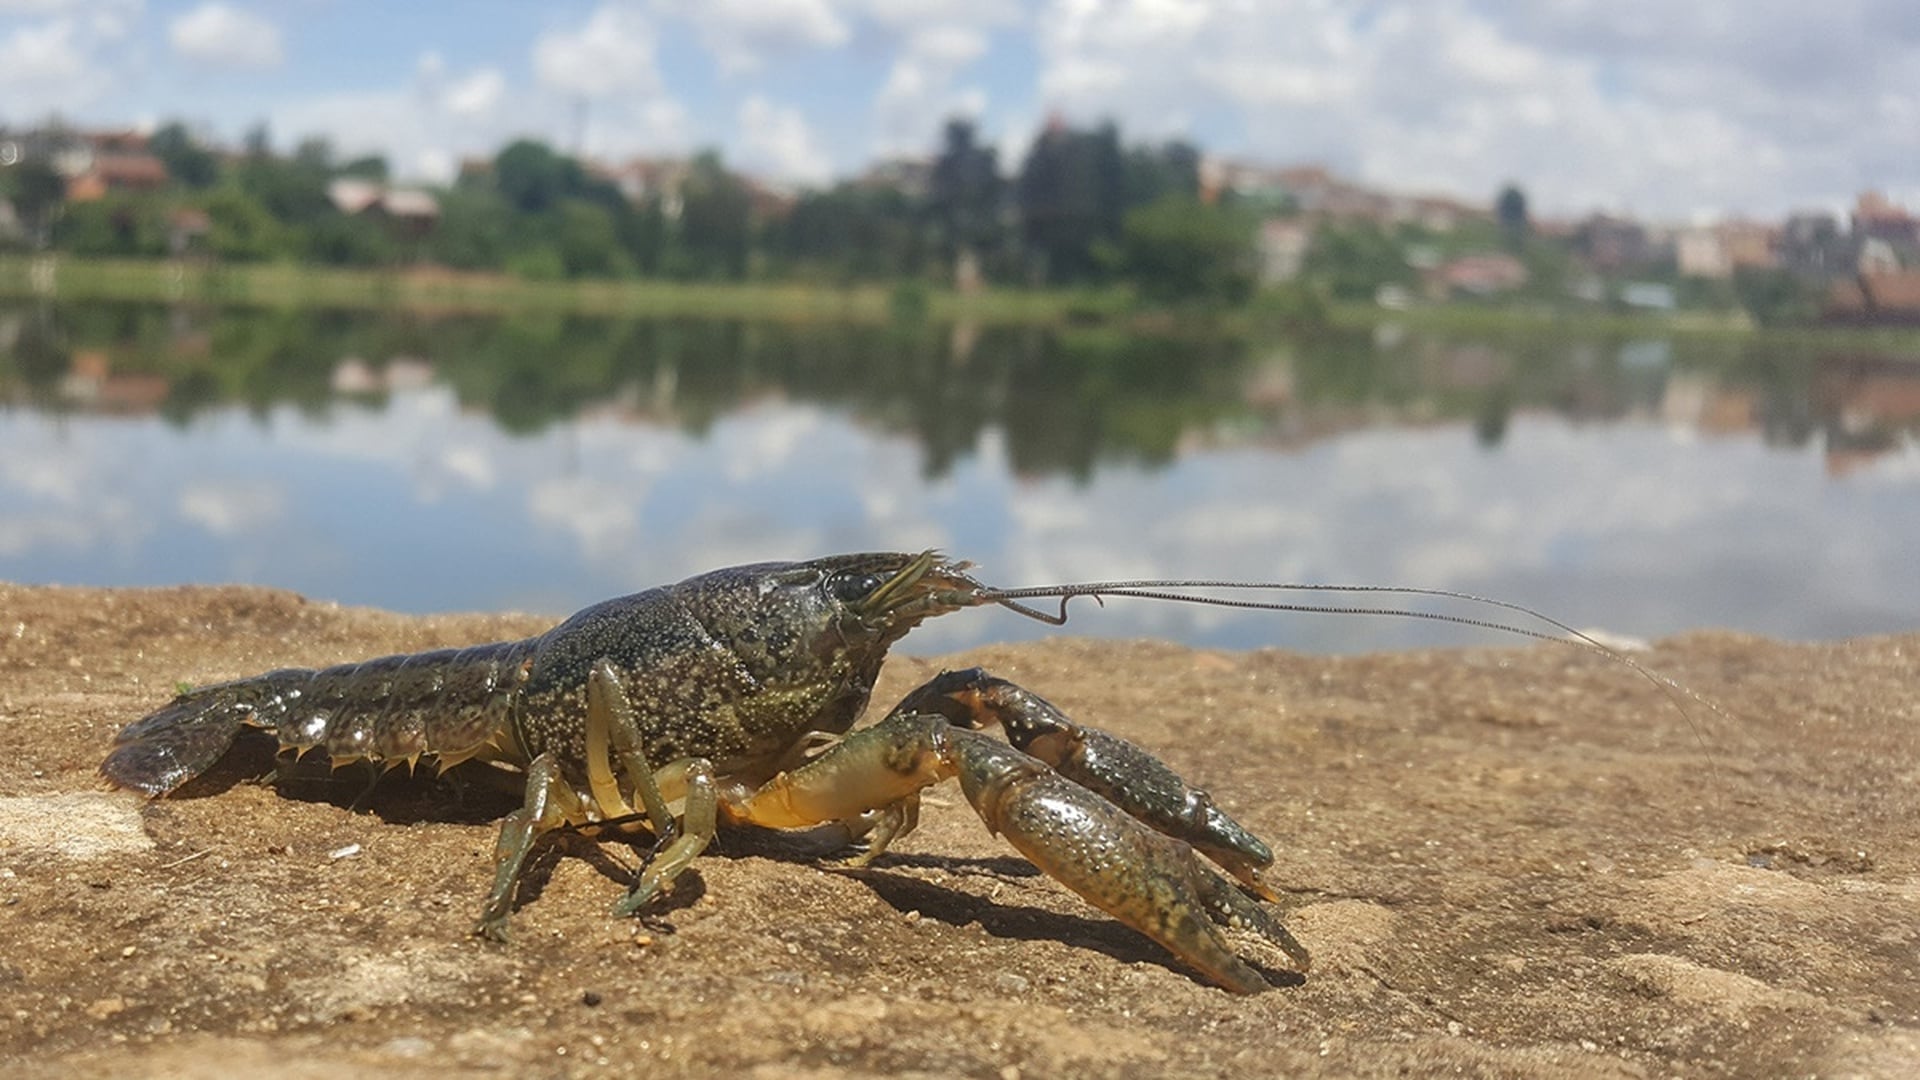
<box><xmin>101</xmin><ymin>670</ymin><xmax>312</xmax><ymax>796</ymax></box>
<box><xmin>101</xmin><ymin>690</ymin><xmax>255</xmax><ymax>796</ymax></box>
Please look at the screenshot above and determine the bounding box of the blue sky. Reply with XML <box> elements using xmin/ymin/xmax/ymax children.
<box><xmin>4</xmin><ymin>1</ymin><xmax>1917</xmax><ymax>219</ymax></box>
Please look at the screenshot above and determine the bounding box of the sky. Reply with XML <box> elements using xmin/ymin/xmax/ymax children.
<box><xmin>2</xmin><ymin>0</ymin><xmax>1917</xmax><ymax>221</ymax></box>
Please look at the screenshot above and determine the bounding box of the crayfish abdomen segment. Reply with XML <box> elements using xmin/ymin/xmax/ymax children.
<box><xmin>101</xmin><ymin>639</ymin><xmax>538</xmax><ymax>796</ymax></box>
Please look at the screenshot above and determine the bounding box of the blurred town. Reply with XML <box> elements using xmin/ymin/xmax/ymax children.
<box><xmin>5</xmin><ymin>115</ymin><xmax>1920</xmax><ymax>326</ymax></box>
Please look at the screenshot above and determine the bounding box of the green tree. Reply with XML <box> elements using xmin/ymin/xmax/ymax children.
<box><xmin>55</xmin><ymin>194</ymin><xmax>167</xmax><ymax>257</ymax></box>
<box><xmin>618</xmin><ymin>195</ymin><xmax>670</xmax><ymax>276</ymax></box>
<box><xmin>427</xmin><ymin>188</ymin><xmax>515</xmax><ymax>269</ymax></box>
<box><xmin>674</xmin><ymin>151</ymin><xmax>752</xmax><ymax>280</ymax></box>
<box><xmin>293</xmin><ymin>136</ymin><xmax>335</xmax><ymax>172</ymax></box>
<box><xmin>242</xmin><ymin>122</ymin><xmax>273</xmax><ymax>159</ymax></box>
<box><xmin>302</xmin><ymin>212</ymin><xmax>398</xmax><ymax>266</ymax></box>
<box><xmin>6</xmin><ymin>309</ymin><xmax>69</xmax><ymax>397</ymax></box>
<box><xmin>201</xmin><ymin>189</ymin><xmax>284</xmax><ymax>261</ymax></box>
<box><xmin>1016</xmin><ymin>121</ymin><xmax>1125</xmax><ymax>283</ymax></box>
<box><xmin>5</xmin><ymin>158</ymin><xmax>67</xmax><ymax>247</ymax></box>
<box><xmin>768</xmin><ymin>184</ymin><xmax>925</xmax><ymax>281</ymax></box>
<box><xmin>553</xmin><ymin>199</ymin><xmax>626</xmax><ymax>278</ymax></box>
<box><xmin>1116</xmin><ymin>196</ymin><xmax>1255</xmax><ymax>304</ymax></box>
<box><xmin>1122</xmin><ymin>141</ymin><xmax>1200</xmax><ymax>207</ymax></box>
<box><xmin>1732</xmin><ymin>266</ymin><xmax>1819</xmax><ymax>326</ymax></box>
<box><xmin>504</xmin><ymin>244</ymin><xmax>566</xmax><ymax>281</ymax></box>
<box><xmin>1304</xmin><ymin>222</ymin><xmax>1415</xmax><ymax>301</ymax></box>
<box><xmin>1496</xmin><ymin>184</ymin><xmax>1529</xmax><ymax>251</ymax></box>
<box><xmin>494</xmin><ymin>139</ymin><xmax>585</xmax><ymax>215</ymax></box>
<box><xmin>929</xmin><ymin>118</ymin><xmax>1003</xmax><ymax>280</ymax></box>
<box><xmin>235</xmin><ymin>148</ymin><xmax>331</xmax><ymax>226</ymax></box>
<box><xmin>1517</xmin><ymin>238</ymin><xmax>1573</xmax><ymax>300</ymax></box>
<box><xmin>149</xmin><ymin>122</ymin><xmax>220</xmax><ymax>188</ymax></box>
<box><xmin>338</xmin><ymin>155</ymin><xmax>390</xmax><ymax>181</ymax></box>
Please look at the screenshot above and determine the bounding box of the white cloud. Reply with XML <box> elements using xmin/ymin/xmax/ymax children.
<box><xmin>168</xmin><ymin>2</ymin><xmax>283</xmax><ymax>71</ymax></box>
<box><xmin>524</xmin><ymin>5</ymin><xmax>690</xmax><ymax>161</ymax></box>
<box><xmin>0</xmin><ymin>516</ymin><xmax>96</xmax><ymax>559</ymax></box>
<box><xmin>437</xmin><ymin>445</ymin><xmax>496</xmax><ymax>491</ymax></box>
<box><xmin>737</xmin><ymin>94</ymin><xmax>832</xmax><ymax>185</ymax></box>
<box><xmin>0</xmin><ymin>18</ymin><xmax>88</xmax><ymax>85</ymax></box>
<box><xmin>872</xmin><ymin>24</ymin><xmax>991</xmax><ymax>155</ymax></box>
<box><xmin>0</xmin><ymin>417</ymin><xmax>146</xmax><ymax>560</ymax></box>
<box><xmin>717</xmin><ymin>404</ymin><xmax>825</xmax><ymax>482</ymax></box>
<box><xmin>270</xmin><ymin>36</ymin><xmax>686</xmax><ymax>186</ymax></box>
<box><xmin>653</xmin><ymin>0</ymin><xmax>849</xmax><ymax>74</ymax></box>
<box><xmin>0</xmin><ymin>7</ymin><xmax>141</xmax><ymax>113</ymax></box>
<box><xmin>2</xmin><ymin>0</ymin><xmax>1913</xmax><ymax>220</ymax></box>
<box><xmin>907</xmin><ymin>23</ymin><xmax>990</xmax><ymax>67</ymax></box>
<box><xmin>0</xmin><ymin>0</ymin><xmax>138</xmax><ymax>41</ymax></box>
<box><xmin>1027</xmin><ymin>0</ymin><xmax>1920</xmax><ymax>218</ymax></box>
<box><xmin>1340</xmin><ymin>5</ymin><xmax>1826</xmax><ymax>216</ymax></box>
<box><xmin>528</xmin><ymin>474</ymin><xmax>641</xmax><ymax>560</ymax></box>
<box><xmin>1</xmin><ymin>443</ymin><xmax>83</xmax><ymax>501</ymax></box>
<box><xmin>272</xmin><ymin>54</ymin><xmax>529</xmax><ymax>184</ymax></box>
<box><xmin>842</xmin><ymin>0</ymin><xmax>1024</xmax><ymax>29</ymax></box>
<box><xmin>0</xmin><ymin>0</ymin><xmax>107</xmax><ymax>11</ymax></box>
<box><xmin>412</xmin><ymin>51</ymin><xmax>507</xmax><ymax>121</ymax></box>
<box><xmin>443</xmin><ymin>68</ymin><xmax>505</xmax><ymax>118</ymax></box>
<box><xmin>533</xmin><ymin>4</ymin><xmax>663</xmax><ymax>98</ymax></box>
<box><xmin>178</xmin><ymin>481</ymin><xmax>285</xmax><ymax>536</ymax></box>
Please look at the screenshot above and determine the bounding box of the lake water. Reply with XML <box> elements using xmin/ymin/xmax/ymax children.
<box><xmin>2</xmin><ymin>301</ymin><xmax>1916</xmax><ymax>655</ymax></box>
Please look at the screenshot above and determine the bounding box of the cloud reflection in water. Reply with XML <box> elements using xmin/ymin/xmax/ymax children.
<box><xmin>2</xmin><ymin>382</ymin><xmax>1915</xmax><ymax>655</ymax></box>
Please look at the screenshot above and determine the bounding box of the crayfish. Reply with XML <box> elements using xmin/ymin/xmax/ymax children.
<box><xmin>104</xmin><ymin>551</ymin><xmax>1669</xmax><ymax>992</ymax></box>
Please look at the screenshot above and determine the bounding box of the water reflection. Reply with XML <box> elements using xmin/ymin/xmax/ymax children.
<box><xmin>1</xmin><ymin>301</ymin><xmax>1916</xmax><ymax>652</ymax></box>
<box><xmin>3</xmin><ymin>305</ymin><xmax>1264</xmax><ymax>480</ymax></box>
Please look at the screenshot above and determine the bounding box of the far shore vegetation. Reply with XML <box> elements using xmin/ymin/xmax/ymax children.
<box><xmin>11</xmin><ymin>255</ymin><xmax>1920</xmax><ymax>355</ymax></box>
<box><xmin>0</xmin><ymin>114</ymin><xmax>1905</xmax><ymax>342</ymax></box>
<box><xmin>0</xmin><ymin>254</ymin><xmax>1118</xmax><ymax>324</ymax></box>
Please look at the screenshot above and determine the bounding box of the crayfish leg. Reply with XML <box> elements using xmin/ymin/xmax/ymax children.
<box><xmin>476</xmin><ymin>751</ymin><xmax>586</xmax><ymax>942</ymax></box>
<box><xmin>842</xmin><ymin>795</ymin><xmax>921</xmax><ymax>867</ymax></box>
<box><xmin>584</xmin><ymin>660</ymin><xmax>718</xmax><ymax>919</ymax></box>
<box><xmin>610</xmin><ymin>757</ymin><xmax>717</xmax><ymax>917</ymax></box>
<box><xmin>585</xmin><ymin>659</ymin><xmax>678</xmax><ymax>835</ymax></box>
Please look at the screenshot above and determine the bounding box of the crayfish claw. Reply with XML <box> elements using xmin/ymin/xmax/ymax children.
<box><xmin>898</xmin><ymin>668</ymin><xmax>1280</xmax><ymax>896</ymax></box>
<box><xmin>948</xmin><ymin>728</ymin><xmax>1306</xmax><ymax>993</ymax></box>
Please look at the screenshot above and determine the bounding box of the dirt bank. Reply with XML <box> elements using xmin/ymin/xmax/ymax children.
<box><xmin>1</xmin><ymin>582</ymin><xmax>1915</xmax><ymax>1077</ymax></box>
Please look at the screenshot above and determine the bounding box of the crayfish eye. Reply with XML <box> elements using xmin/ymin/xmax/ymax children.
<box><xmin>827</xmin><ymin>571</ymin><xmax>886</xmax><ymax>605</ymax></box>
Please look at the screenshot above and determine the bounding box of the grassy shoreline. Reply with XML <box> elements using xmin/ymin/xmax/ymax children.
<box><xmin>0</xmin><ymin>255</ymin><xmax>1124</xmax><ymax>324</ymax></box>
<box><xmin>5</xmin><ymin>254</ymin><xmax>1920</xmax><ymax>352</ymax></box>
<box><xmin>1335</xmin><ymin>302</ymin><xmax>1920</xmax><ymax>353</ymax></box>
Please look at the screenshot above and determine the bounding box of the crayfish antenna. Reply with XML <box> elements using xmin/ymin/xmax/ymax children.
<box><xmin>975</xmin><ymin>578</ymin><xmax>1730</xmax><ymax>778</ymax></box>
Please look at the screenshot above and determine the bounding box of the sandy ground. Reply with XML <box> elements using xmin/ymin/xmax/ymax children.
<box><xmin>0</xmin><ymin>581</ymin><xmax>1915</xmax><ymax>1078</ymax></box>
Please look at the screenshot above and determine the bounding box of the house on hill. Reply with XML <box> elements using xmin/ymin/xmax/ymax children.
<box><xmin>56</xmin><ymin>130</ymin><xmax>170</xmax><ymax>201</ymax></box>
<box><xmin>326</xmin><ymin>178</ymin><xmax>440</xmax><ymax>238</ymax></box>
<box><xmin>1825</xmin><ymin>272</ymin><xmax>1920</xmax><ymax>325</ymax></box>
